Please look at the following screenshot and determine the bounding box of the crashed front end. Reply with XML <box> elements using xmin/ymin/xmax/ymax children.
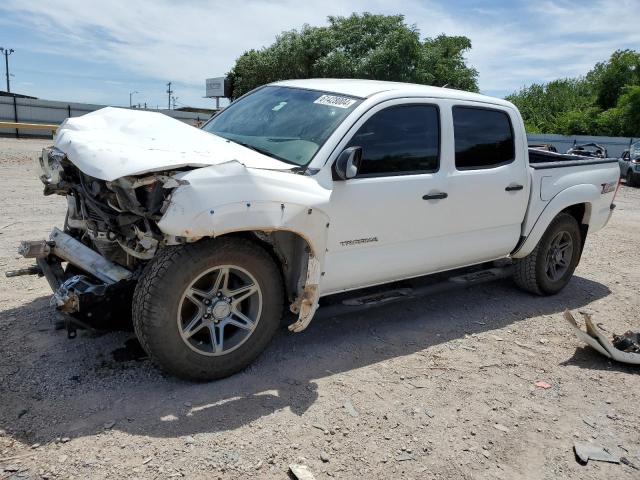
<box><xmin>12</xmin><ymin>146</ymin><xmax>187</xmax><ymax>331</ymax></box>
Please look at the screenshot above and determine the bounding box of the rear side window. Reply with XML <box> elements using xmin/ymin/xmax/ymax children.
<box><xmin>347</xmin><ymin>104</ymin><xmax>440</xmax><ymax>176</ymax></box>
<box><xmin>453</xmin><ymin>107</ymin><xmax>515</xmax><ymax>169</ymax></box>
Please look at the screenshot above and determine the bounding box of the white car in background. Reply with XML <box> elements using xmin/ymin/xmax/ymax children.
<box><xmin>619</xmin><ymin>141</ymin><xmax>640</xmax><ymax>187</ymax></box>
<box><xmin>14</xmin><ymin>79</ymin><xmax>621</xmax><ymax>380</ymax></box>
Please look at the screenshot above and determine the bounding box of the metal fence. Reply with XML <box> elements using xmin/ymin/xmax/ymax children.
<box><xmin>0</xmin><ymin>96</ymin><xmax>211</xmax><ymax>138</ymax></box>
<box><xmin>527</xmin><ymin>134</ymin><xmax>636</xmax><ymax>158</ymax></box>
<box><xmin>1</xmin><ymin>96</ymin><xmax>636</xmax><ymax>158</ymax></box>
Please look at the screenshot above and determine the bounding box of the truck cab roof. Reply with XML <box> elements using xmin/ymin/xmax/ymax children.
<box><xmin>272</xmin><ymin>78</ymin><xmax>515</xmax><ymax>108</ymax></box>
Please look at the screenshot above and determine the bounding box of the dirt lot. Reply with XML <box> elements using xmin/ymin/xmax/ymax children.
<box><xmin>0</xmin><ymin>137</ymin><xmax>638</xmax><ymax>479</ymax></box>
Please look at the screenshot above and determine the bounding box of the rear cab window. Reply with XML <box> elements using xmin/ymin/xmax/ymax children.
<box><xmin>453</xmin><ymin>106</ymin><xmax>515</xmax><ymax>170</ymax></box>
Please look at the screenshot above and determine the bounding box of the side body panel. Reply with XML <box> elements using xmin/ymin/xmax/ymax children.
<box><xmin>320</xmin><ymin>98</ymin><xmax>530</xmax><ymax>295</ymax></box>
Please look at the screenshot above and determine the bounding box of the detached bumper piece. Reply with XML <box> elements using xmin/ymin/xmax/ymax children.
<box><xmin>9</xmin><ymin>227</ymin><xmax>134</xmax><ymax>334</ymax></box>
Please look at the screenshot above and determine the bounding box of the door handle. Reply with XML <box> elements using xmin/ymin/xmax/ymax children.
<box><xmin>422</xmin><ymin>192</ymin><xmax>448</xmax><ymax>200</ymax></box>
<box><xmin>505</xmin><ymin>184</ymin><xmax>524</xmax><ymax>191</ymax></box>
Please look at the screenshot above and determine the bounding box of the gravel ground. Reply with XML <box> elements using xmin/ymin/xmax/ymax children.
<box><xmin>0</xmin><ymin>137</ymin><xmax>639</xmax><ymax>480</ymax></box>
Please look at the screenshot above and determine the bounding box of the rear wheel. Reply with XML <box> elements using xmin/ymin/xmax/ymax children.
<box><xmin>132</xmin><ymin>237</ymin><xmax>283</xmax><ymax>380</ymax></box>
<box><xmin>513</xmin><ymin>213</ymin><xmax>582</xmax><ymax>295</ymax></box>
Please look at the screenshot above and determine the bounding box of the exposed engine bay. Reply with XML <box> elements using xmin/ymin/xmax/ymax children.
<box><xmin>15</xmin><ymin>146</ymin><xmax>192</xmax><ymax>333</ymax></box>
<box><xmin>41</xmin><ymin>146</ymin><xmax>188</xmax><ymax>267</ymax></box>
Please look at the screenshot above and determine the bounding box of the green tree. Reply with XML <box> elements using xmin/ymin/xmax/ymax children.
<box><xmin>507</xmin><ymin>49</ymin><xmax>640</xmax><ymax>136</ymax></box>
<box><xmin>506</xmin><ymin>78</ymin><xmax>595</xmax><ymax>134</ymax></box>
<box><xmin>587</xmin><ymin>49</ymin><xmax>640</xmax><ymax>110</ymax></box>
<box><xmin>598</xmin><ymin>85</ymin><xmax>640</xmax><ymax>137</ymax></box>
<box><xmin>227</xmin><ymin>13</ymin><xmax>478</xmax><ymax>99</ymax></box>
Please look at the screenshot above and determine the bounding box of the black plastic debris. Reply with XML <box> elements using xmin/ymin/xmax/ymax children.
<box><xmin>564</xmin><ymin>310</ymin><xmax>640</xmax><ymax>365</ymax></box>
<box><xmin>612</xmin><ymin>331</ymin><xmax>640</xmax><ymax>354</ymax></box>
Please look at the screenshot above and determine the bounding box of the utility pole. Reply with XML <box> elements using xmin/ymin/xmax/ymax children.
<box><xmin>129</xmin><ymin>90</ymin><xmax>138</xmax><ymax>108</ymax></box>
<box><xmin>0</xmin><ymin>47</ymin><xmax>15</xmax><ymax>93</ymax></box>
<box><xmin>166</xmin><ymin>82</ymin><xmax>173</xmax><ymax>110</ymax></box>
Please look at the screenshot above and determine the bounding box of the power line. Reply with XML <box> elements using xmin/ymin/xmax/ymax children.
<box><xmin>0</xmin><ymin>47</ymin><xmax>15</xmax><ymax>93</ymax></box>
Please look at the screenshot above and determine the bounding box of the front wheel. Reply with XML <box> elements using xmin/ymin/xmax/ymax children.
<box><xmin>132</xmin><ymin>238</ymin><xmax>283</xmax><ymax>380</ymax></box>
<box><xmin>627</xmin><ymin>170</ymin><xmax>639</xmax><ymax>187</ymax></box>
<box><xmin>513</xmin><ymin>212</ymin><xmax>582</xmax><ymax>295</ymax></box>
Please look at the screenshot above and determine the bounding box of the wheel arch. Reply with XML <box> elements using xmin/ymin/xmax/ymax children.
<box><xmin>513</xmin><ymin>183</ymin><xmax>599</xmax><ymax>259</ymax></box>
<box><xmin>174</xmin><ymin>204</ymin><xmax>329</xmax><ymax>334</ymax></box>
<box><xmin>215</xmin><ymin>229</ymin><xmax>315</xmax><ymax>305</ymax></box>
<box><xmin>212</xmin><ymin>226</ymin><xmax>324</xmax><ymax>333</ymax></box>
<box><xmin>561</xmin><ymin>203</ymin><xmax>590</xmax><ymax>250</ymax></box>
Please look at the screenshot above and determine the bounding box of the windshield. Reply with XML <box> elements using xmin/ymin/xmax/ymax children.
<box><xmin>203</xmin><ymin>86</ymin><xmax>362</xmax><ymax>166</ymax></box>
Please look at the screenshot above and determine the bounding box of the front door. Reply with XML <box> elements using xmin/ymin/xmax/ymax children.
<box><xmin>322</xmin><ymin>100</ymin><xmax>451</xmax><ymax>294</ymax></box>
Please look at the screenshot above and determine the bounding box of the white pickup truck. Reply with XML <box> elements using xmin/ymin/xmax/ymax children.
<box><xmin>13</xmin><ymin>79</ymin><xmax>620</xmax><ymax>380</ymax></box>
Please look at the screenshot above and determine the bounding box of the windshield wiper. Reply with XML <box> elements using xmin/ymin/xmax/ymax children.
<box><xmin>233</xmin><ymin>141</ymin><xmax>299</xmax><ymax>167</ymax></box>
<box><xmin>266</xmin><ymin>137</ymin><xmax>299</xmax><ymax>143</ymax></box>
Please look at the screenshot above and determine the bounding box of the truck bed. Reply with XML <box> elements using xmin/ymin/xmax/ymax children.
<box><xmin>528</xmin><ymin>148</ymin><xmax>618</xmax><ymax>169</ymax></box>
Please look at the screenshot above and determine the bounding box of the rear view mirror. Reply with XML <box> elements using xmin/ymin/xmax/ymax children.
<box><xmin>334</xmin><ymin>146</ymin><xmax>362</xmax><ymax>180</ymax></box>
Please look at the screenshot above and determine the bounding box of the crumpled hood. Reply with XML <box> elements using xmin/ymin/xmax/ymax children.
<box><xmin>54</xmin><ymin>107</ymin><xmax>293</xmax><ymax>181</ymax></box>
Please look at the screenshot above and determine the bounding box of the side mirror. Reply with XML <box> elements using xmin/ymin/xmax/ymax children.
<box><xmin>334</xmin><ymin>146</ymin><xmax>362</xmax><ymax>180</ymax></box>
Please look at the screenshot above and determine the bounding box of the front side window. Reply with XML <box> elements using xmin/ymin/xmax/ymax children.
<box><xmin>347</xmin><ymin>104</ymin><xmax>440</xmax><ymax>176</ymax></box>
<box><xmin>203</xmin><ymin>86</ymin><xmax>362</xmax><ymax>167</ymax></box>
<box><xmin>453</xmin><ymin>106</ymin><xmax>515</xmax><ymax>169</ymax></box>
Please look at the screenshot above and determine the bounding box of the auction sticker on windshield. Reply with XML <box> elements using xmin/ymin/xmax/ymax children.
<box><xmin>314</xmin><ymin>95</ymin><xmax>357</xmax><ymax>108</ymax></box>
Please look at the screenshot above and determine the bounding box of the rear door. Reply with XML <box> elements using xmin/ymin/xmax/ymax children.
<box><xmin>444</xmin><ymin>102</ymin><xmax>530</xmax><ymax>263</ymax></box>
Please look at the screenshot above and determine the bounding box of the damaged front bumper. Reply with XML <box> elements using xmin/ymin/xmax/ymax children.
<box><xmin>9</xmin><ymin>227</ymin><xmax>133</xmax><ymax>317</ymax></box>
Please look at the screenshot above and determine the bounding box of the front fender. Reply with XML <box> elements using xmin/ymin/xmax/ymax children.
<box><xmin>157</xmin><ymin>161</ymin><xmax>332</xmax><ymax>332</ymax></box>
<box><xmin>157</xmin><ymin>162</ymin><xmax>331</xmax><ymax>257</ymax></box>
<box><xmin>159</xmin><ymin>198</ymin><xmax>330</xmax><ymax>257</ymax></box>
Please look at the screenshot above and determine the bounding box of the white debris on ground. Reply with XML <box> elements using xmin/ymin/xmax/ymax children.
<box><xmin>0</xmin><ymin>137</ymin><xmax>639</xmax><ymax>479</ymax></box>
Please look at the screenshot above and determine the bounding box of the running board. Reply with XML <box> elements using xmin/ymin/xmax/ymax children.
<box><xmin>316</xmin><ymin>266</ymin><xmax>513</xmax><ymax>319</ymax></box>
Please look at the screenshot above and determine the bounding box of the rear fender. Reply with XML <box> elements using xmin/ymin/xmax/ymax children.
<box><xmin>512</xmin><ymin>184</ymin><xmax>599</xmax><ymax>258</ymax></box>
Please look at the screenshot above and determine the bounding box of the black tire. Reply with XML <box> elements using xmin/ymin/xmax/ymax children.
<box><xmin>627</xmin><ymin>170</ymin><xmax>638</xmax><ymax>187</ymax></box>
<box><xmin>132</xmin><ymin>237</ymin><xmax>283</xmax><ymax>380</ymax></box>
<box><xmin>513</xmin><ymin>212</ymin><xmax>582</xmax><ymax>296</ymax></box>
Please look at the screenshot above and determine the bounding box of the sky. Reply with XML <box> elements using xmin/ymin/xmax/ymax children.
<box><xmin>0</xmin><ymin>0</ymin><xmax>638</xmax><ymax>109</ymax></box>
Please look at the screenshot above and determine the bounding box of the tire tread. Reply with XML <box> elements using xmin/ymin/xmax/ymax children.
<box><xmin>132</xmin><ymin>238</ymin><xmax>283</xmax><ymax>380</ymax></box>
<box><xmin>513</xmin><ymin>212</ymin><xmax>580</xmax><ymax>296</ymax></box>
